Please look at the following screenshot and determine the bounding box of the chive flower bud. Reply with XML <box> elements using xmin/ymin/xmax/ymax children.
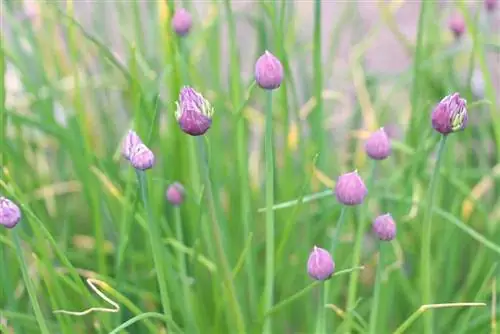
<box><xmin>0</xmin><ymin>197</ymin><xmax>21</xmax><ymax>229</ymax></box>
<box><xmin>431</xmin><ymin>92</ymin><xmax>468</xmax><ymax>135</ymax></box>
<box><xmin>334</xmin><ymin>170</ymin><xmax>367</xmax><ymax>206</ymax></box>
<box><xmin>130</xmin><ymin>143</ymin><xmax>155</xmax><ymax>170</ymax></box>
<box><xmin>372</xmin><ymin>213</ymin><xmax>396</xmax><ymax>241</ymax></box>
<box><xmin>254</xmin><ymin>50</ymin><xmax>284</xmax><ymax>90</ymax></box>
<box><xmin>175</xmin><ymin>86</ymin><xmax>214</xmax><ymax>136</ymax></box>
<box><xmin>166</xmin><ymin>182</ymin><xmax>185</xmax><ymax>206</ymax></box>
<box><xmin>121</xmin><ymin>130</ymin><xmax>143</xmax><ymax>161</ymax></box>
<box><xmin>485</xmin><ymin>0</ymin><xmax>497</xmax><ymax>12</ymax></box>
<box><xmin>172</xmin><ymin>8</ymin><xmax>192</xmax><ymax>37</ymax></box>
<box><xmin>307</xmin><ymin>246</ymin><xmax>335</xmax><ymax>281</ymax></box>
<box><xmin>449</xmin><ymin>14</ymin><xmax>465</xmax><ymax>39</ymax></box>
<box><xmin>364</xmin><ymin>128</ymin><xmax>391</xmax><ymax>160</ymax></box>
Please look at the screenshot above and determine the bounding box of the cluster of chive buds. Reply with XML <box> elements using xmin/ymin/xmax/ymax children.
<box><xmin>307</xmin><ymin>92</ymin><xmax>468</xmax><ymax>281</ymax></box>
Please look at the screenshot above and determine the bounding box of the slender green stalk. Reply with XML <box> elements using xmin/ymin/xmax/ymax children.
<box><xmin>12</xmin><ymin>230</ymin><xmax>50</xmax><ymax>334</ymax></box>
<box><xmin>197</xmin><ymin>138</ymin><xmax>246</xmax><ymax>333</ymax></box>
<box><xmin>421</xmin><ymin>135</ymin><xmax>448</xmax><ymax>334</ymax></box>
<box><xmin>174</xmin><ymin>207</ymin><xmax>198</xmax><ymax>334</ymax></box>
<box><xmin>136</xmin><ymin>171</ymin><xmax>171</xmax><ymax>318</ymax></box>
<box><xmin>263</xmin><ymin>90</ymin><xmax>275</xmax><ymax>334</ymax></box>
<box><xmin>316</xmin><ymin>207</ymin><xmax>348</xmax><ymax>334</ymax></box>
<box><xmin>312</xmin><ymin>0</ymin><xmax>324</xmax><ymax>167</ymax></box>
<box><xmin>345</xmin><ymin>161</ymin><xmax>377</xmax><ymax>332</ymax></box>
<box><xmin>368</xmin><ymin>242</ymin><xmax>385</xmax><ymax>334</ymax></box>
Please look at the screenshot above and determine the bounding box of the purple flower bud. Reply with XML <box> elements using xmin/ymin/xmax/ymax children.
<box><xmin>449</xmin><ymin>14</ymin><xmax>465</xmax><ymax>38</ymax></box>
<box><xmin>130</xmin><ymin>143</ymin><xmax>155</xmax><ymax>170</ymax></box>
<box><xmin>431</xmin><ymin>92</ymin><xmax>468</xmax><ymax>135</ymax></box>
<box><xmin>166</xmin><ymin>182</ymin><xmax>185</xmax><ymax>206</ymax></box>
<box><xmin>175</xmin><ymin>86</ymin><xmax>214</xmax><ymax>136</ymax></box>
<box><xmin>0</xmin><ymin>197</ymin><xmax>21</xmax><ymax>229</ymax></box>
<box><xmin>172</xmin><ymin>8</ymin><xmax>192</xmax><ymax>37</ymax></box>
<box><xmin>334</xmin><ymin>170</ymin><xmax>368</xmax><ymax>206</ymax></box>
<box><xmin>485</xmin><ymin>0</ymin><xmax>497</xmax><ymax>11</ymax></box>
<box><xmin>121</xmin><ymin>130</ymin><xmax>143</xmax><ymax>160</ymax></box>
<box><xmin>254</xmin><ymin>50</ymin><xmax>284</xmax><ymax>90</ymax></box>
<box><xmin>372</xmin><ymin>213</ymin><xmax>396</xmax><ymax>241</ymax></box>
<box><xmin>307</xmin><ymin>246</ymin><xmax>335</xmax><ymax>281</ymax></box>
<box><xmin>364</xmin><ymin>128</ymin><xmax>392</xmax><ymax>160</ymax></box>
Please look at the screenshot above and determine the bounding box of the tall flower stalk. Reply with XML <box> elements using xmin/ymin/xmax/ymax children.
<box><xmin>421</xmin><ymin>93</ymin><xmax>467</xmax><ymax>333</ymax></box>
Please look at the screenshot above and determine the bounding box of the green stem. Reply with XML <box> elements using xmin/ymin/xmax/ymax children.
<box><xmin>174</xmin><ymin>207</ymin><xmax>198</xmax><ymax>334</ymax></box>
<box><xmin>316</xmin><ymin>207</ymin><xmax>348</xmax><ymax>334</ymax></box>
<box><xmin>312</xmin><ymin>0</ymin><xmax>324</xmax><ymax>167</ymax></box>
<box><xmin>421</xmin><ymin>135</ymin><xmax>447</xmax><ymax>334</ymax></box>
<box><xmin>197</xmin><ymin>138</ymin><xmax>245</xmax><ymax>333</ymax></box>
<box><xmin>263</xmin><ymin>90</ymin><xmax>275</xmax><ymax>334</ymax></box>
<box><xmin>345</xmin><ymin>161</ymin><xmax>377</xmax><ymax>332</ymax></box>
<box><xmin>136</xmin><ymin>171</ymin><xmax>172</xmax><ymax>318</ymax></box>
<box><xmin>13</xmin><ymin>230</ymin><xmax>51</xmax><ymax>334</ymax></box>
<box><xmin>368</xmin><ymin>241</ymin><xmax>385</xmax><ymax>334</ymax></box>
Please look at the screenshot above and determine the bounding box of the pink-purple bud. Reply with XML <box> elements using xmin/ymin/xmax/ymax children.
<box><xmin>254</xmin><ymin>51</ymin><xmax>284</xmax><ymax>90</ymax></box>
<box><xmin>307</xmin><ymin>246</ymin><xmax>335</xmax><ymax>281</ymax></box>
<box><xmin>175</xmin><ymin>86</ymin><xmax>214</xmax><ymax>136</ymax></box>
<box><xmin>121</xmin><ymin>130</ymin><xmax>143</xmax><ymax>160</ymax></box>
<box><xmin>0</xmin><ymin>197</ymin><xmax>21</xmax><ymax>229</ymax></box>
<box><xmin>372</xmin><ymin>213</ymin><xmax>397</xmax><ymax>241</ymax></box>
<box><xmin>130</xmin><ymin>143</ymin><xmax>155</xmax><ymax>170</ymax></box>
<box><xmin>485</xmin><ymin>0</ymin><xmax>497</xmax><ymax>11</ymax></box>
<box><xmin>364</xmin><ymin>128</ymin><xmax>392</xmax><ymax>160</ymax></box>
<box><xmin>172</xmin><ymin>8</ymin><xmax>192</xmax><ymax>37</ymax></box>
<box><xmin>449</xmin><ymin>14</ymin><xmax>466</xmax><ymax>39</ymax></box>
<box><xmin>431</xmin><ymin>92</ymin><xmax>468</xmax><ymax>135</ymax></box>
<box><xmin>166</xmin><ymin>182</ymin><xmax>185</xmax><ymax>206</ymax></box>
<box><xmin>334</xmin><ymin>170</ymin><xmax>368</xmax><ymax>206</ymax></box>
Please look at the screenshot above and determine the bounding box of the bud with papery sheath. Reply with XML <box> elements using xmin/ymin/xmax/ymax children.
<box><xmin>254</xmin><ymin>50</ymin><xmax>284</xmax><ymax>90</ymax></box>
<box><xmin>307</xmin><ymin>246</ymin><xmax>335</xmax><ymax>281</ymax></box>
<box><xmin>431</xmin><ymin>92</ymin><xmax>468</xmax><ymax>135</ymax></box>
<box><xmin>172</xmin><ymin>8</ymin><xmax>192</xmax><ymax>37</ymax></box>
<box><xmin>130</xmin><ymin>143</ymin><xmax>155</xmax><ymax>170</ymax></box>
<box><xmin>0</xmin><ymin>197</ymin><xmax>21</xmax><ymax>229</ymax></box>
<box><xmin>365</xmin><ymin>128</ymin><xmax>391</xmax><ymax>160</ymax></box>
<box><xmin>175</xmin><ymin>86</ymin><xmax>214</xmax><ymax>136</ymax></box>
<box><xmin>334</xmin><ymin>170</ymin><xmax>368</xmax><ymax>206</ymax></box>
<box><xmin>372</xmin><ymin>213</ymin><xmax>396</xmax><ymax>241</ymax></box>
<box><xmin>121</xmin><ymin>130</ymin><xmax>143</xmax><ymax>160</ymax></box>
<box><xmin>166</xmin><ymin>182</ymin><xmax>185</xmax><ymax>206</ymax></box>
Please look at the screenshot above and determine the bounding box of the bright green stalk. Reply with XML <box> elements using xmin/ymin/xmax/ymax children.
<box><xmin>312</xmin><ymin>0</ymin><xmax>324</xmax><ymax>167</ymax></box>
<box><xmin>136</xmin><ymin>171</ymin><xmax>171</xmax><ymax>318</ymax></box>
<box><xmin>263</xmin><ymin>90</ymin><xmax>275</xmax><ymax>334</ymax></box>
<box><xmin>13</xmin><ymin>230</ymin><xmax>50</xmax><ymax>334</ymax></box>
<box><xmin>316</xmin><ymin>207</ymin><xmax>348</xmax><ymax>334</ymax></box>
<box><xmin>174</xmin><ymin>207</ymin><xmax>198</xmax><ymax>334</ymax></box>
<box><xmin>345</xmin><ymin>161</ymin><xmax>377</xmax><ymax>332</ymax></box>
<box><xmin>421</xmin><ymin>135</ymin><xmax>448</xmax><ymax>334</ymax></box>
<box><xmin>368</xmin><ymin>241</ymin><xmax>386</xmax><ymax>334</ymax></box>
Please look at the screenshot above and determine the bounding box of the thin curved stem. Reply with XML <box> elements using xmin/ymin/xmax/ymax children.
<box><xmin>368</xmin><ymin>242</ymin><xmax>385</xmax><ymax>334</ymax></box>
<box><xmin>420</xmin><ymin>135</ymin><xmax>448</xmax><ymax>334</ymax></box>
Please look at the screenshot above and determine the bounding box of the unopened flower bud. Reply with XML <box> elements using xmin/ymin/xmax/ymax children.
<box><xmin>175</xmin><ymin>86</ymin><xmax>214</xmax><ymax>136</ymax></box>
<box><xmin>0</xmin><ymin>197</ymin><xmax>21</xmax><ymax>229</ymax></box>
<box><xmin>334</xmin><ymin>170</ymin><xmax>367</xmax><ymax>206</ymax></box>
<box><xmin>166</xmin><ymin>182</ymin><xmax>185</xmax><ymax>206</ymax></box>
<box><xmin>431</xmin><ymin>92</ymin><xmax>468</xmax><ymax>135</ymax></box>
<box><xmin>485</xmin><ymin>0</ymin><xmax>497</xmax><ymax>12</ymax></box>
<box><xmin>172</xmin><ymin>8</ymin><xmax>192</xmax><ymax>37</ymax></box>
<box><xmin>372</xmin><ymin>213</ymin><xmax>396</xmax><ymax>241</ymax></box>
<box><xmin>254</xmin><ymin>50</ymin><xmax>284</xmax><ymax>90</ymax></box>
<box><xmin>307</xmin><ymin>246</ymin><xmax>335</xmax><ymax>281</ymax></box>
<box><xmin>365</xmin><ymin>128</ymin><xmax>391</xmax><ymax>160</ymax></box>
<box><xmin>130</xmin><ymin>143</ymin><xmax>155</xmax><ymax>170</ymax></box>
<box><xmin>449</xmin><ymin>14</ymin><xmax>465</xmax><ymax>39</ymax></box>
<box><xmin>121</xmin><ymin>130</ymin><xmax>143</xmax><ymax>160</ymax></box>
